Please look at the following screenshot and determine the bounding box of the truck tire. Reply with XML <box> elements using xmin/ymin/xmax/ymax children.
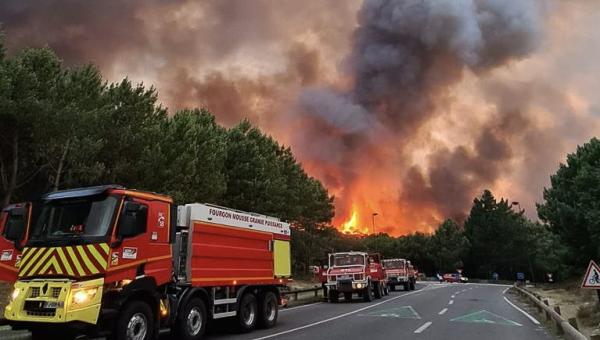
<box><xmin>403</xmin><ymin>282</ymin><xmax>410</xmax><ymax>291</ymax></box>
<box><xmin>389</xmin><ymin>284</ymin><xmax>396</xmax><ymax>292</ymax></box>
<box><xmin>383</xmin><ymin>285</ymin><xmax>389</xmax><ymax>295</ymax></box>
<box><xmin>258</xmin><ymin>291</ymin><xmax>278</xmax><ymax>329</ymax></box>
<box><xmin>410</xmin><ymin>280</ymin><xmax>416</xmax><ymax>290</ymax></box>
<box><xmin>343</xmin><ymin>292</ymin><xmax>352</xmax><ymax>301</ymax></box>
<box><xmin>174</xmin><ymin>297</ymin><xmax>207</xmax><ymax>340</ymax></box>
<box><xmin>374</xmin><ymin>282</ymin><xmax>382</xmax><ymax>299</ymax></box>
<box><xmin>363</xmin><ymin>282</ymin><xmax>373</xmax><ymax>302</ymax></box>
<box><xmin>114</xmin><ymin>300</ymin><xmax>154</xmax><ymax>340</ymax></box>
<box><xmin>328</xmin><ymin>290</ymin><xmax>339</xmax><ymax>303</ymax></box>
<box><xmin>237</xmin><ymin>293</ymin><xmax>258</xmax><ymax>333</ymax></box>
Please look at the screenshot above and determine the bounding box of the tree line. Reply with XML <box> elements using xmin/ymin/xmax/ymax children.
<box><xmin>1</xmin><ymin>38</ymin><xmax>598</xmax><ymax>281</ymax></box>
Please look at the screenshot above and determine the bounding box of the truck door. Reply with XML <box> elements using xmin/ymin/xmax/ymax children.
<box><xmin>0</xmin><ymin>203</ymin><xmax>32</xmax><ymax>282</ymax></box>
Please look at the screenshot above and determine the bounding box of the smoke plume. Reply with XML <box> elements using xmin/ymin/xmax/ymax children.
<box><xmin>2</xmin><ymin>0</ymin><xmax>599</xmax><ymax>234</ymax></box>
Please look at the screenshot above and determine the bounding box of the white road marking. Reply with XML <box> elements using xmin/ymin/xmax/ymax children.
<box><xmin>414</xmin><ymin>321</ymin><xmax>433</xmax><ymax>334</ymax></box>
<box><xmin>280</xmin><ymin>302</ymin><xmax>322</xmax><ymax>312</ymax></box>
<box><xmin>251</xmin><ymin>286</ymin><xmax>443</xmax><ymax>340</ymax></box>
<box><xmin>449</xmin><ymin>300</ymin><xmax>454</xmax><ymax>305</ymax></box>
<box><xmin>503</xmin><ymin>296</ymin><xmax>540</xmax><ymax>325</ymax></box>
<box><xmin>451</xmin><ymin>295</ymin><xmax>456</xmax><ymax>298</ymax></box>
<box><xmin>502</xmin><ymin>287</ymin><xmax>510</xmax><ymax>294</ymax></box>
<box><xmin>438</xmin><ymin>308</ymin><xmax>448</xmax><ymax>315</ymax></box>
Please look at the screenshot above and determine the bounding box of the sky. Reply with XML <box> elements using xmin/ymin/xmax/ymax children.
<box><xmin>1</xmin><ymin>0</ymin><xmax>599</xmax><ymax>235</ymax></box>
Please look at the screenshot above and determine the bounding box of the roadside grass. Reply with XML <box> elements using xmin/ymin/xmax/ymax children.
<box><xmin>526</xmin><ymin>278</ymin><xmax>599</xmax><ymax>337</ymax></box>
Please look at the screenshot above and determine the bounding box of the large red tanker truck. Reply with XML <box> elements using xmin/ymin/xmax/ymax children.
<box><xmin>2</xmin><ymin>185</ymin><xmax>291</xmax><ymax>340</ymax></box>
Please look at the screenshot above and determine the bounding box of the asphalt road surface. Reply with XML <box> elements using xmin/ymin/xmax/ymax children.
<box><xmin>198</xmin><ymin>282</ymin><xmax>554</xmax><ymax>340</ymax></box>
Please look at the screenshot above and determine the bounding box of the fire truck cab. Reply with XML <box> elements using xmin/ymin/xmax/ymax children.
<box><xmin>382</xmin><ymin>258</ymin><xmax>416</xmax><ymax>291</ymax></box>
<box><xmin>325</xmin><ymin>251</ymin><xmax>388</xmax><ymax>302</ymax></box>
<box><xmin>3</xmin><ymin>185</ymin><xmax>291</xmax><ymax>340</ymax></box>
<box><xmin>0</xmin><ymin>202</ymin><xmax>34</xmax><ymax>282</ymax></box>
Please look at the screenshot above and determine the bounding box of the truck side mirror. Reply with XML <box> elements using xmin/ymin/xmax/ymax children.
<box><xmin>5</xmin><ymin>208</ymin><xmax>26</xmax><ymax>242</ymax></box>
<box><xmin>118</xmin><ymin>202</ymin><xmax>147</xmax><ymax>238</ymax></box>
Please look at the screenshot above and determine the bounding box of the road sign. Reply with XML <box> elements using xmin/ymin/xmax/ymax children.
<box><xmin>516</xmin><ymin>272</ymin><xmax>525</xmax><ymax>280</ymax></box>
<box><xmin>582</xmin><ymin>260</ymin><xmax>600</xmax><ymax>289</ymax></box>
<box><xmin>450</xmin><ymin>310</ymin><xmax>522</xmax><ymax>327</ymax></box>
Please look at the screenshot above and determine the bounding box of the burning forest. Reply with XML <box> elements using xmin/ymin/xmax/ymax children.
<box><xmin>1</xmin><ymin>0</ymin><xmax>600</xmax><ymax>235</ymax></box>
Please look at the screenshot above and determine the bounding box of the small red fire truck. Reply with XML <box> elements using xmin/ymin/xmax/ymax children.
<box><xmin>2</xmin><ymin>185</ymin><xmax>291</xmax><ymax>340</ymax></box>
<box><xmin>382</xmin><ymin>258</ymin><xmax>416</xmax><ymax>291</ymax></box>
<box><xmin>0</xmin><ymin>202</ymin><xmax>34</xmax><ymax>282</ymax></box>
<box><xmin>325</xmin><ymin>251</ymin><xmax>388</xmax><ymax>302</ymax></box>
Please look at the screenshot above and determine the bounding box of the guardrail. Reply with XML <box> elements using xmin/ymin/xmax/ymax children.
<box><xmin>282</xmin><ymin>286</ymin><xmax>323</xmax><ymax>301</ymax></box>
<box><xmin>513</xmin><ymin>285</ymin><xmax>587</xmax><ymax>340</ymax></box>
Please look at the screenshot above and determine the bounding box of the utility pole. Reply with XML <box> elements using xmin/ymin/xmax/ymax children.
<box><xmin>372</xmin><ymin>213</ymin><xmax>378</xmax><ymax>234</ymax></box>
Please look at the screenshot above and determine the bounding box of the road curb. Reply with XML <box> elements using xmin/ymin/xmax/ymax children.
<box><xmin>513</xmin><ymin>285</ymin><xmax>587</xmax><ymax>340</ymax></box>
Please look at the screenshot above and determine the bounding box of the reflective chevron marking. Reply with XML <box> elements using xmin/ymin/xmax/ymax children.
<box><xmin>18</xmin><ymin>244</ymin><xmax>110</xmax><ymax>278</ymax></box>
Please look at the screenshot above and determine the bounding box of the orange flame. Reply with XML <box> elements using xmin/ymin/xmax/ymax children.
<box><xmin>340</xmin><ymin>206</ymin><xmax>368</xmax><ymax>234</ymax></box>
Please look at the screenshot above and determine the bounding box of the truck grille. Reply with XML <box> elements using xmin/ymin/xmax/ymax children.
<box><xmin>24</xmin><ymin>301</ymin><xmax>56</xmax><ymax>317</ymax></box>
<box><xmin>29</xmin><ymin>287</ymin><xmax>40</xmax><ymax>298</ymax></box>
<box><xmin>28</xmin><ymin>285</ymin><xmax>62</xmax><ymax>298</ymax></box>
<box><xmin>51</xmin><ymin>287</ymin><xmax>61</xmax><ymax>298</ymax></box>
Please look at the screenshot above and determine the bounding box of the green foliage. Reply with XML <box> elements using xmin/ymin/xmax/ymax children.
<box><xmin>538</xmin><ymin>137</ymin><xmax>600</xmax><ymax>271</ymax></box>
<box><xmin>0</xmin><ymin>44</ymin><xmax>335</xmax><ymax>258</ymax></box>
<box><xmin>430</xmin><ymin>219</ymin><xmax>469</xmax><ymax>273</ymax></box>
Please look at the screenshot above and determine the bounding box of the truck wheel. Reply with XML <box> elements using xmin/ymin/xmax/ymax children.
<box><xmin>384</xmin><ymin>285</ymin><xmax>389</xmax><ymax>296</ymax></box>
<box><xmin>114</xmin><ymin>300</ymin><xmax>154</xmax><ymax>340</ymax></box>
<box><xmin>343</xmin><ymin>292</ymin><xmax>352</xmax><ymax>301</ymax></box>
<box><xmin>237</xmin><ymin>293</ymin><xmax>258</xmax><ymax>333</ymax></box>
<box><xmin>374</xmin><ymin>282</ymin><xmax>382</xmax><ymax>299</ymax></box>
<box><xmin>403</xmin><ymin>282</ymin><xmax>410</xmax><ymax>291</ymax></box>
<box><xmin>258</xmin><ymin>291</ymin><xmax>278</xmax><ymax>329</ymax></box>
<box><xmin>174</xmin><ymin>297</ymin><xmax>207</xmax><ymax>340</ymax></box>
<box><xmin>328</xmin><ymin>290</ymin><xmax>339</xmax><ymax>303</ymax></box>
<box><xmin>363</xmin><ymin>282</ymin><xmax>373</xmax><ymax>302</ymax></box>
<box><xmin>410</xmin><ymin>280</ymin><xmax>416</xmax><ymax>290</ymax></box>
<box><xmin>390</xmin><ymin>284</ymin><xmax>396</xmax><ymax>292</ymax></box>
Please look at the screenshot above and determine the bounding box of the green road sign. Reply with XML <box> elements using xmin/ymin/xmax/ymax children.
<box><xmin>360</xmin><ymin>306</ymin><xmax>421</xmax><ymax>319</ymax></box>
<box><xmin>451</xmin><ymin>310</ymin><xmax>522</xmax><ymax>326</ymax></box>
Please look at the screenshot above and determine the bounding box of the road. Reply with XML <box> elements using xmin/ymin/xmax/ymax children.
<box><xmin>200</xmin><ymin>282</ymin><xmax>554</xmax><ymax>340</ymax></box>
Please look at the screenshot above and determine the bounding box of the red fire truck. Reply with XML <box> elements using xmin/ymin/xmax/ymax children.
<box><xmin>382</xmin><ymin>258</ymin><xmax>416</xmax><ymax>291</ymax></box>
<box><xmin>325</xmin><ymin>252</ymin><xmax>388</xmax><ymax>302</ymax></box>
<box><xmin>2</xmin><ymin>185</ymin><xmax>291</xmax><ymax>340</ymax></box>
<box><xmin>0</xmin><ymin>202</ymin><xmax>34</xmax><ymax>282</ymax></box>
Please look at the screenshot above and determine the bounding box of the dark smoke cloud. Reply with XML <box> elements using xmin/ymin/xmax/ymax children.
<box><xmin>3</xmin><ymin>0</ymin><xmax>598</xmax><ymax>234</ymax></box>
<box><xmin>296</xmin><ymin>0</ymin><xmax>544</xmax><ymax>224</ymax></box>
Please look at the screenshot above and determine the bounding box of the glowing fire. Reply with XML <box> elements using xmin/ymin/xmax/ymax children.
<box><xmin>340</xmin><ymin>206</ymin><xmax>368</xmax><ymax>234</ymax></box>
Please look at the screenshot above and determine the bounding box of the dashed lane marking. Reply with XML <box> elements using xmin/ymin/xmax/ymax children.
<box><xmin>251</xmin><ymin>285</ymin><xmax>444</xmax><ymax>340</ymax></box>
<box><xmin>503</xmin><ymin>296</ymin><xmax>540</xmax><ymax>325</ymax></box>
<box><xmin>502</xmin><ymin>287</ymin><xmax>510</xmax><ymax>294</ymax></box>
<box><xmin>449</xmin><ymin>300</ymin><xmax>454</xmax><ymax>305</ymax></box>
<box><xmin>414</xmin><ymin>321</ymin><xmax>433</xmax><ymax>334</ymax></box>
<box><xmin>438</xmin><ymin>308</ymin><xmax>448</xmax><ymax>315</ymax></box>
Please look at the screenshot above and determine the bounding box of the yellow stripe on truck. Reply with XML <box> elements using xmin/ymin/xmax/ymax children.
<box><xmin>25</xmin><ymin>248</ymin><xmax>54</xmax><ymax>277</ymax></box>
<box><xmin>56</xmin><ymin>247</ymin><xmax>75</xmax><ymax>276</ymax></box>
<box><xmin>86</xmin><ymin>244</ymin><xmax>107</xmax><ymax>269</ymax></box>
<box><xmin>66</xmin><ymin>247</ymin><xmax>86</xmax><ymax>277</ymax></box>
<box><xmin>19</xmin><ymin>247</ymin><xmax>44</xmax><ymax>275</ymax></box>
<box><xmin>76</xmin><ymin>245</ymin><xmax>99</xmax><ymax>274</ymax></box>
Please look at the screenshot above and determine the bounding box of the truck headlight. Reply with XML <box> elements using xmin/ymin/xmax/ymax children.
<box><xmin>72</xmin><ymin>288</ymin><xmax>98</xmax><ymax>305</ymax></box>
<box><xmin>356</xmin><ymin>283</ymin><xmax>364</xmax><ymax>289</ymax></box>
<box><xmin>10</xmin><ymin>288</ymin><xmax>20</xmax><ymax>301</ymax></box>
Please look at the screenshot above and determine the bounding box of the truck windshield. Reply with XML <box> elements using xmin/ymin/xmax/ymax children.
<box><xmin>384</xmin><ymin>260</ymin><xmax>405</xmax><ymax>269</ymax></box>
<box><xmin>333</xmin><ymin>254</ymin><xmax>365</xmax><ymax>266</ymax></box>
<box><xmin>28</xmin><ymin>195</ymin><xmax>118</xmax><ymax>244</ymax></box>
